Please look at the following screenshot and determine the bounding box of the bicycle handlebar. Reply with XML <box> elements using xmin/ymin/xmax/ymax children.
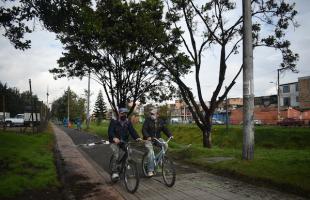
<box><xmin>152</xmin><ymin>137</ymin><xmax>173</xmax><ymax>144</ymax></box>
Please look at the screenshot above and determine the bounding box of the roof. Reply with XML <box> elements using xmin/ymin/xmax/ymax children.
<box><xmin>279</xmin><ymin>82</ymin><xmax>298</xmax><ymax>86</ymax></box>
<box><xmin>298</xmin><ymin>76</ymin><xmax>310</xmax><ymax>80</ymax></box>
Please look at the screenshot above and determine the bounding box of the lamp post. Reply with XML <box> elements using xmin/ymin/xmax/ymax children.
<box><xmin>270</xmin><ymin>80</ymin><xmax>280</xmax><ymax>121</ymax></box>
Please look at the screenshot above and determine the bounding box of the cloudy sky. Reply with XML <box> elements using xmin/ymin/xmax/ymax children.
<box><xmin>0</xmin><ymin>0</ymin><xmax>310</xmax><ymax>113</ymax></box>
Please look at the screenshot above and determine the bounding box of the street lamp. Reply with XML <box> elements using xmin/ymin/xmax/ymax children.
<box><xmin>270</xmin><ymin>81</ymin><xmax>280</xmax><ymax>121</ymax></box>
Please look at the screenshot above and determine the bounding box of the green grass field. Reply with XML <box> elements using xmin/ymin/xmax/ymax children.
<box><xmin>0</xmin><ymin>127</ymin><xmax>59</xmax><ymax>198</ymax></box>
<box><xmin>86</xmin><ymin>122</ymin><xmax>310</xmax><ymax>196</ymax></box>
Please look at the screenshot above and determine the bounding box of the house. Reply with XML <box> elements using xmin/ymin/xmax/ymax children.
<box><xmin>278</xmin><ymin>76</ymin><xmax>310</xmax><ymax>109</ymax></box>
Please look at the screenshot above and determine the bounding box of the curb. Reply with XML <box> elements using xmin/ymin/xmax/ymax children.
<box><xmin>52</xmin><ymin>124</ymin><xmax>124</xmax><ymax>200</ymax></box>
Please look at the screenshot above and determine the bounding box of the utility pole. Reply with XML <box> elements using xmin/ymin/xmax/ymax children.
<box><xmin>225</xmin><ymin>86</ymin><xmax>228</xmax><ymax>133</ymax></box>
<box><xmin>87</xmin><ymin>69</ymin><xmax>91</xmax><ymax>129</ymax></box>
<box><xmin>277</xmin><ymin>69</ymin><xmax>281</xmax><ymax>121</ymax></box>
<box><xmin>242</xmin><ymin>0</ymin><xmax>254</xmax><ymax>160</ymax></box>
<box><xmin>2</xmin><ymin>95</ymin><xmax>5</xmax><ymax>131</ymax></box>
<box><xmin>29</xmin><ymin>79</ymin><xmax>34</xmax><ymax>133</ymax></box>
<box><xmin>67</xmin><ymin>87</ymin><xmax>70</xmax><ymax>127</ymax></box>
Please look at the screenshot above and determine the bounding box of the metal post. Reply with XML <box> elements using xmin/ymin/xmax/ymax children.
<box><xmin>29</xmin><ymin>79</ymin><xmax>34</xmax><ymax>133</ymax></box>
<box><xmin>2</xmin><ymin>95</ymin><xmax>5</xmax><ymax>131</ymax></box>
<box><xmin>225</xmin><ymin>86</ymin><xmax>228</xmax><ymax>133</ymax></box>
<box><xmin>67</xmin><ymin>87</ymin><xmax>70</xmax><ymax>127</ymax></box>
<box><xmin>87</xmin><ymin>69</ymin><xmax>91</xmax><ymax>129</ymax></box>
<box><xmin>242</xmin><ymin>0</ymin><xmax>254</xmax><ymax>160</ymax></box>
<box><xmin>277</xmin><ymin>69</ymin><xmax>280</xmax><ymax>121</ymax></box>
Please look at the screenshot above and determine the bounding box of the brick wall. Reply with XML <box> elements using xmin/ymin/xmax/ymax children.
<box><xmin>299</xmin><ymin>77</ymin><xmax>310</xmax><ymax>109</ymax></box>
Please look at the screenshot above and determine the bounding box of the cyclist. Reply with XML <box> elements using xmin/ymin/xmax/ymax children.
<box><xmin>108</xmin><ymin>107</ymin><xmax>142</xmax><ymax>181</ymax></box>
<box><xmin>142</xmin><ymin>109</ymin><xmax>173</xmax><ymax>177</ymax></box>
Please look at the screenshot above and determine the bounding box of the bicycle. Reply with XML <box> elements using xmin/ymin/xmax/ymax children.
<box><xmin>141</xmin><ymin>137</ymin><xmax>176</xmax><ymax>187</ymax></box>
<box><xmin>108</xmin><ymin>141</ymin><xmax>140</xmax><ymax>193</ymax></box>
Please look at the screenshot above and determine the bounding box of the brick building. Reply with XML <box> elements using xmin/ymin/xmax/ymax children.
<box><xmin>298</xmin><ymin>76</ymin><xmax>310</xmax><ymax>109</ymax></box>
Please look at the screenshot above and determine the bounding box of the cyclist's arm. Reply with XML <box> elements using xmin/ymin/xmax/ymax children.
<box><xmin>161</xmin><ymin>120</ymin><xmax>172</xmax><ymax>138</ymax></box>
<box><xmin>128</xmin><ymin>121</ymin><xmax>140</xmax><ymax>140</ymax></box>
<box><xmin>108</xmin><ymin>120</ymin><xmax>116</xmax><ymax>142</ymax></box>
<box><xmin>142</xmin><ymin>119</ymin><xmax>151</xmax><ymax>139</ymax></box>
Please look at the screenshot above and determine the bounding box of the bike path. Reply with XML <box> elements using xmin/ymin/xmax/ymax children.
<box><xmin>55</xmin><ymin>125</ymin><xmax>307</xmax><ymax>200</ymax></box>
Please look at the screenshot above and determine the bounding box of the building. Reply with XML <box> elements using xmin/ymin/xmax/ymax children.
<box><xmin>254</xmin><ymin>95</ymin><xmax>277</xmax><ymax>107</ymax></box>
<box><xmin>298</xmin><ymin>76</ymin><xmax>310</xmax><ymax>109</ymax></box>
<box><xmin>279</xmin><ymin>82</ymin><xmax>299</xmax><ymax>107</ymax></box>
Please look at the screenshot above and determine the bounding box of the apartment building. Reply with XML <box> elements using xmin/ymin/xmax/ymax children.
<box><xmin>279</xmin><ymin>82</ymin><xmax>299</xmax><ymax>107</ymax></box>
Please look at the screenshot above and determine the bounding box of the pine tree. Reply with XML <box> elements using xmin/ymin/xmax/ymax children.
<box><xmin>93</xmin><ymin>90</ymin><xmax>107</xmax><ymax>124</ymax></box>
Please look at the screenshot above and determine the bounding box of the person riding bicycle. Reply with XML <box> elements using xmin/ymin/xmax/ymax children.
<box><xmin>142</xmin><ymin>109</ymin><xmax>173</xmax><ymax>177</ymax></box>
<box><xmin>108</xmin><ymin>107</ymin><xmax>142</xmax><ymax>181</ymax></box>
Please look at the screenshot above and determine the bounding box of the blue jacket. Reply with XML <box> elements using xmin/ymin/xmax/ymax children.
<box><xmin>108</xmin><ymin>119</ymin><xmax>139</xmax><ymax>143</ymax></box>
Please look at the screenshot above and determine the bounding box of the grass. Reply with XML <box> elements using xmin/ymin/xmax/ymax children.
<box><xmin>0</xmin><ymin>126</ymin><xmax>60</xmax><ymax>198</ymax></box>
<box><xmin>86</xmin><ymin>121</ymin><xmax>310</xmax><ymax>196</ymax></box>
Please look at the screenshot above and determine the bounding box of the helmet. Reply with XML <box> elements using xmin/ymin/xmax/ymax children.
<box><xmin>119</xmin><ymin>107</ymin><xmax>129</xmax><ymax>114</ymax></box>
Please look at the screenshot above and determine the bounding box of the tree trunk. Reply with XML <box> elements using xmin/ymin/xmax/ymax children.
<box><xmin>202</xmin><ymin>129</ymin><xmax>212</xmax><ymax>148</ymax></box>
<box><xmin>202</xmin><ymin>118</ymin><xmax>212</xmax><ymax>148</ymax></box>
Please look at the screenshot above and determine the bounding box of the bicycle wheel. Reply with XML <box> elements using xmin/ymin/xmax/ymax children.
<box><xmin>141</xmin><ymin>153</ymin><xmax>150</xmax><ymax>177</ymax></box>
<box><xmin>162</xmin><ymin>156</ymin><xmax>176</xmax><ymax>187</ymax></box>
<box><xmin>123</xmin><ymin>160</ymin><xmax>139</xmax><ymax>193</ymax></box>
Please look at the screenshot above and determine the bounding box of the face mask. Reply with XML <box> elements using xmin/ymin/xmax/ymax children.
<box><xmin>120</xmin><ymin>115</ymin><xmax>127</xmax><ymax>121</ymax></box>
<box><xmin>151</xmin><ymin>115</ymin><xmax>156</xmax><ymax>120</ymax></box>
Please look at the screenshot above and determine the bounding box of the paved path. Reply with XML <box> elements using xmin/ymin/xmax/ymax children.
<box><xmin>53</xmin><ymin>124</ymin><xmax>308</xmax><ymax>200</ymax></box>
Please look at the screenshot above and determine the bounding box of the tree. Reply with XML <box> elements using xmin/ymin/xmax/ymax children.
<box><xmin>93</xmin><ymin>90</ymin><xmax>107</xmax><ymax>125</ymax></box>
<box><xmin>0</xmin><ymin>0</ymin><xmax>177</xmax><ymax>117</ymax></box>
<box><xmin>51</xmin><ymin>88</ymin><xmax>86</xmax><ymax>122</ymax></box>
<box><xmin>0</xmin><ymin>82</ymin><xmax>40</xmax><ymax>116</ymax></box>
<box><xmin>139</xmin><ymin>0</ymin><xmax>299</xmax><ymax>148</ymax></box>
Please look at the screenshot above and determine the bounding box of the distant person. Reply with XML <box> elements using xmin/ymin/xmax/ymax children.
<box><xmin>108</xmin><ymin>107</ymin><xmax>142</xmax><ymax>181</ymax></box>
<box><xmin>142</xmin><ymin>109</ymin><xmax>173</xmax><ymax>177</ymax></box>
<box><xmin>63</xmin><ymin>118</ymin><xmax>68</xmax><ymax>127</ymax></box>
<box><xmin>75</xmin><ymin>118</ymin><xmax>81</xmax><ymax>131</ymax></box>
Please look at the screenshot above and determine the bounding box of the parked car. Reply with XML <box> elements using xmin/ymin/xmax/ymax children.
<box><xmin>239</xmin><ymin>119</ymin><xmax>262</xmax><ymax>125</ymax></box>
<box><xmin>5</xmin><ymin>113</ymin><xmax>40</xmax><ymax>127</ymax></box>
<box><xmin>277</xmin><ymin>118</ymin><xmax>304</xmax><ymax>126</ymax></box>
<box><xmin>212</xmin><ymin>118</ymin><xmax>224</xmax><ymax>125</ymax></box>
<box><xmin>253</xmin><ymin>119</ymin><xmax>262</xmax><ymax>125</ymax></box>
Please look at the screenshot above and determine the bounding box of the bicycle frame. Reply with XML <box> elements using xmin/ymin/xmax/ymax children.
<box><xmin>151</xmin><ymin>137</ymin><xmax>172</xmax><ymax>168</ymax></box>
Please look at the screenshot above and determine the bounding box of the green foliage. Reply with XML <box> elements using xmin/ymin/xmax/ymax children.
<box><xmin>0</xmin><ymin>128</ymin><xmax>59</xmax><ymax>198</ymax></box>
<box><xmin>167</xmin><ymin>124</ymin><xmax>310</xmax><ymax>194</ymax></box>
<box><xmin>93</xmin><ymin>90</ymin><xmax>107</xmax><ymax>124</ymax></box>
<box><xmin>51</xmin><ymin>88</ymin><xmax>86</xmax><ymax>121</ymax></box>
<box><xmin>0</xmin><ymin>82</ymin><xmax>42</xmax><ymax>116</ymax></box>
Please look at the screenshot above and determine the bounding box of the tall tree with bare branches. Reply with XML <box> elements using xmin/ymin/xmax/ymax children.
<box><xmin>139</xmin><ymin>0</ymin><xmax>299</xmax><ymax>147</ymax></box>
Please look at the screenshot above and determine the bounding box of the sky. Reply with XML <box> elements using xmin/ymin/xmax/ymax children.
<box><xmin>0</xmin><ymin>0</ymin><xmax>310</xmax><ymax>113</ymax></box>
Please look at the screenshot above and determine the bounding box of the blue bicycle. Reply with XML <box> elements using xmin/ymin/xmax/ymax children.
<box><xmin>141</xmin><ymin>137</ymin><xmax>176</xmax><ymax>187</ymax></box>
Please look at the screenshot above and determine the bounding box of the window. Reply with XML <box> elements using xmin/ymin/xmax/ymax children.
<box><xmin>283</xmin><ymin>85</ymin><xmax>290</xmax><ymax>93</ymax></box>
<box><xmin>295</xmin><ymin>83</ymin><xmax>299</xmax><ymax>91</ymax></box>
<box><xmin>283</xmin><ymin>97</ymin><xmax>291</xmax><ymax>106</ymax></box>
<box><xmin>296</xmin><ymin>96</ymin><xmax>299</xmax><ymax>102</ymax></box>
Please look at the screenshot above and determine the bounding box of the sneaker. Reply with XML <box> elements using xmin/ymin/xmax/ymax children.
<box><xmin>147</xmin><ymin>171</ymin><xmax>154</xmax><ymax>177</ymax></box>
<box><xmin>111</xmin><ymin>173</ymin><xmax>119</xmax><ymax>180</ymax></box>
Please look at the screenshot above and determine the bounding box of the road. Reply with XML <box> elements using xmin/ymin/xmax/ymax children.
<box><xmin>58</xmin><ymin>126</ymin><xmax>307</xmax><ymax>200</ymax></box>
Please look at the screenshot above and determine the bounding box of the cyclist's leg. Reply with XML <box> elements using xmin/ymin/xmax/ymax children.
<box><xmin>145</xmin><ymin>141</ymin><xmax>155</xmax><ymax>173</ymax></box>
<box><xmin>110</xmin><ymin>143</ymin><xmax>120</xmax><ymax>174</ymax></box>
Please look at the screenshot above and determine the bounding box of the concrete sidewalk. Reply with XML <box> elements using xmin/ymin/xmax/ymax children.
<box><xmin>52</xmin><ymin>124</ymin><xmax>124</xmax><ymax>200</ymax></box>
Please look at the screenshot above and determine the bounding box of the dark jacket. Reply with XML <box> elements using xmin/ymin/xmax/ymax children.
<box><xmin>108</xmin><ymin>119</ymin><xmax>139</xmax><ymax>143</ymax></box>
<box><xmin>142</xmin><ymin>117</ymin><xmax>172</xmax><ymax>140</ymax></box>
